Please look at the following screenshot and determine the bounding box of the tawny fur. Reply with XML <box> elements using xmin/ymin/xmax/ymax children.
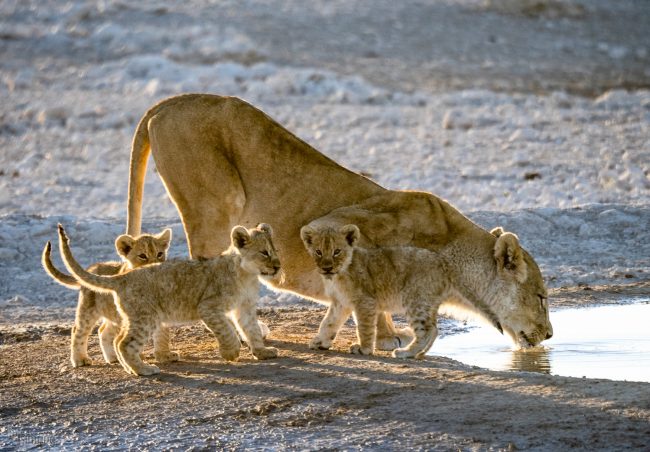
<box><xmin>125</xmin><ymin>94</ymin><xmax>552</xmax><ymax>349</ymax></box>
<box><xmin>301</xmin><ymin>224</ymin><xmax>553</xmax><ymax>356</ymax></box>
<box><xmin>57</xmin><ymin>223</ymin><xmax>281</xmax><ymax>376</ymax></box>
<box><xmin>42</xmin><ymin>229</ymin><xmax>172</xmax><ymax>367</ymax></box>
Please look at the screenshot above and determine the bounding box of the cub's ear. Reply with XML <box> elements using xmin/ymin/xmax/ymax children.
<box><xmin>300</xmin><ymin>225</ymin><xmax>315</xmax><ymax>246</ymax></box>
<box><xmin>490</xmin><ymin>226</ymin><xmax>505</xmax><ymax>237</ymax></box>
<box><xmin>115</xmin><ymin>234</ymin><xmax>136</xmax><ymax>258</ymax></box>
<box><xmin>340</xmin><ymin>224</ymin><xmax>360</xmax><ymax>247</ymax></box>
<box><xmin>257</xmin><ymin>223</ymin><xmax>273</xmax><ymax>235</ymax></box>
<box><xmin>494</xmin><ymin>232</ymin><xmax>527</xmax><ymax>283</ymax></box>
<box><xmin>156</xmin><ymin>228</ymin><xmax>172</xmax><ymax>249</ymax></box>
<box><xmin>231</xmin><ymin>226</ymin><xmax>251</xmax><ymax>249</ymax></box>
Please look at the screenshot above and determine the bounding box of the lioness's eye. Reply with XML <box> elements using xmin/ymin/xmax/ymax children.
<box><xmin>333</xmin><ymin>249</ymin><xmax>341</xmax><ymax>257</ymax></box>
<box><xmin>315</xmin><ymin>250</ymin><xmax>322</xmax><ymax>257</ymax></box>
<box><xmin>138</xmin><ymin>253</ymin><xmax>147</xmax><ymax>260</ymax></box>
<box><xmin>157</xmin><ymin>252</ymin><xmax>164</xmax><ymax>259</ymax></box>
<box><xmin>538</xmin><ymin>295</ymin><xmax>547</xmax><ymax>310</ymax></box>
<box><xmin>260</xmin><ymin>250</ymin><xmax>269</xmax><ymax>257</ymax></box>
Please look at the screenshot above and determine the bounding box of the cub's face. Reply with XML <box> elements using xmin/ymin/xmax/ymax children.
<box><xmin>300</xmin><ymin>224</ymin><xmax>360</xmax><ymax>279</ymax></box>
<box><xmin>231</xmin><ymin>224</ymin><xmax>281</xmax><ymax>279</ymax></box>
<box><xmin>115</xmin><ymin>229</ymin><xmax>172</xmax><ymax>270</ymax></box>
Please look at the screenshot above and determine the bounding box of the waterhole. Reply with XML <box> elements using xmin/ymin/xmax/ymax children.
<box><xmin>429</xmin><ymin>301</ymin><xmax>650</xmax><ymax>382</ymax></box>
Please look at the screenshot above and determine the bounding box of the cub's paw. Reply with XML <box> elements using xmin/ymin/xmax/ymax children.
<box><xmin>309</xmin><ymin>337</ymin><xmax>331</xmax><ymax>350</ymax></box>
<box><xmin>253</xmin><ymin>346</ymin><xmax>279</xmax><ymax>360</ymax></box>
<box><xmin>155</xmin><ymin>350</ymin><xmax>180</xmax><ymax>363</ymax></box>
<box><xmin>376</xmin><ymin>332</ymin><xmax>412</xmax><ymax>351</ymax></box>
<box><xmin>391</xmin><ymin>348</ymin><xmax>418</xmax><ymax>359</ymax></box>
<box><xmin>349</xmin><ymin>344</ymin><xmax>373</xmax><ymax>356</ymax></box>
<box><xmin>135</xmin><ymin>364</ymin><xmax>161</xmax><ymax>376</ymax></box>
<box><xmin>71</xmin><ymin>355</ymin><xmax>93</xmax><ymax>367</ymax></box>
<box><xmin>220</xmin><ymin>347</ymin><xmax>241</xmax><ymax>362</ymax></box>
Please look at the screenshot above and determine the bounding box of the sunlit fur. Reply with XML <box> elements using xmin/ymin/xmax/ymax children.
<box><xmin>56</xmin><ymin>223</ymin><xmax>280</xmax><ymax>376</ymax></box>
<box><xmin>302</xmin><ymin>224</ymin><xmax>553</xmax><ymax>356</ymax></box>
<box><xmin>42</xmin><ymin>229</ymin><xmax>172</xmax><ymax>367</ymax></box>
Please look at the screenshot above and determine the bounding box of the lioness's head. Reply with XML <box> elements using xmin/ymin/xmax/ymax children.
<box><xmin>231</xmin><ymin>223</ymin><xmax>281</xmax><ymax>279</ymax></box>
<box><xmin>115</xmin><ymin>229</ymin><xmax>172</xmax><ymax>270</ymax></box>
<box><xmin>300</xmin><ymin>224</ymin><xmax>359</xmax><ymax>279</ymax></box>
<box><xmin>490</xmin><ymin>227</ymin><xmax>553</xmax><ymax>349</ymax></box>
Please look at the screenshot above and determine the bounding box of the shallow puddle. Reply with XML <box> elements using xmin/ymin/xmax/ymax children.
<box><xmin>429</xmin><ymin>301</ymin><xmax>650</xmax><ymax>382</ymax></box>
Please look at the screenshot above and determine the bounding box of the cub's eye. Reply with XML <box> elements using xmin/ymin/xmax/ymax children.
<box><xmin>315</xmin><ymin>250</ymin><xmax>322</xmax><ymax>257</ymax></box>
<box><xmin>333</xmin><ymin>249</ymin><xmax>341</xmax><ymax>257</ymax></box>
<box><xmin>157</xmin><ymin>252</ymin><xmax>164</xmax><ymax>259</ymax></box>
<box><xmin>260</xmin><ymin>250</ymin><xmax>270</xmax><ymax>257</ymax></box>
<box><xmin>138</xmin><ymin>253</ymin><xmax>147</xmax><ymax>261</ymax></box>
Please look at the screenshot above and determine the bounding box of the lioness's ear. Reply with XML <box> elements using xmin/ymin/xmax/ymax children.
<box><xmin>340</xmin><ymin>224</ymin><xmax>360</xmax><ymax>247</ymax></box>
<box><xmin>257</xmin><ymin>223</ymin><xmax>273</xmax><ymax>236</ymax></box>
<box><xmin>115</xmin><ymin>235</ymin><xmax>135</xmax><ymax>258</ymax></box>
<box><xmin>494</xmin><ymin>232</ymin><xmax>527</xmax><ymax>283</ymax></box>
<box><xmin>490</xmin><ymin>227</ymin><xmax>505</xmax><ymax>237</ymax></box>
<box><xmin>231</xmin><ymin>226</ymin><xmax>251</xmax><ymax>249</ymax></box>
<box><xmin>156</xmin><ymin>228</ymin><xmax>172</xmax><ymax>250</ymax></box>
<box><xmin>300</xmin><ymin>225</ymin><xmax>315</xmax><ymax>246</ymax></box>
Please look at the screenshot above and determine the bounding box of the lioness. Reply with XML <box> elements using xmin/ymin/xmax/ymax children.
<box><xmin>42</xmin><ymin>229</ymin><xmax>173</xmax><ymax>367</ymax></box>
<box><xmin>125</xmin><ymin>94</ymin><xmax>553</xmax><ymax>348</ymax></box>
<box><xmin>55</xmin><ymin>223</ymin><xmax>281</xmax><ymax>376</ymax></box>
<box><xmin>300</xmin><ymin>224</ymin><xmax>540</xmax><ymax>357</ymax></box>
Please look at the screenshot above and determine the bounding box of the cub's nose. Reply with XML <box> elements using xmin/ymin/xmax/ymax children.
<box><xmin>546</xmin><ymin>332</ymin><xmax>553</xmax><ymax>340</ymax></box>
<box><xmin>321</xmin><ymin>266</ymin><xmax>333</xmax><ymax>273</ymax></box>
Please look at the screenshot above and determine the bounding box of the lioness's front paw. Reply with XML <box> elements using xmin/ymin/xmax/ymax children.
<box><xmin>259</xmin><ymin>320</ymin><xmax>270</xmax><ymax>339</ymax></box>
<box><xmin>391</xmin><ymin>348</ymin><xmax>418</xmax><ymax>359</ymax></box>
<box><xmin>135</xmin><ymin>364</ymin><xmax>161</xmax><ymax>376</ymax></box>
<box><xmin>253</xmin><ymin>346</ymin><xmax>278</xmax><ymax>360</ymax></box>
<box><xmin>71</xmin><ymin>355</ymin><xmax>93</xmax><ymax>367</ymax></box>
<box><xmin>349</xmin><ymin>344</ymin><xmax>373</xmax><ymax>355</ymax></box>
<box><xmin>155</xmin><ymin>350</ymin><xmax>180</xmax><ymax>363</ymax></box>
<box><xmin>309</xmin><ymin>337</ymin><xmax>331</xmax><ymax>350</ymax></box>
<box><xmin>220</xmin><ymin>347</ymin><xmax>241</xmax><ymax>362</ymax></box>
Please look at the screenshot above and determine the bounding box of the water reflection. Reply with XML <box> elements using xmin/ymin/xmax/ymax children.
<box><xmin>429</xmin><ymin>301</ymin><xmax>650</xmax><ymax>382</ymax></box>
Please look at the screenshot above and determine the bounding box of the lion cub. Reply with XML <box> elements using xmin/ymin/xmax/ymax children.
<box><xmin>55</xmin><ymin>223</ymin><xmax>281</xmax><ymax>376</ymax></box>
<box><xmin>300</xmin><ymin>224</ymin><xmax>503</xmax><ymax>359</ymax></box>
<box><xmin>42</xmin><ymin>228</ymin><xmax>172</xmax><ymax>367</ymax></box>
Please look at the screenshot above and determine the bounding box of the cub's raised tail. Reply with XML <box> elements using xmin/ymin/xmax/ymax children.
<box><xmin>42</xmin><ymin>241</ymin><xmax>79</xmax><ymax>289</ymax></box>
<box><xmin>56</xmin><ymin>224</ymin><xmax>121</xmax><ymax>295</ymax></box>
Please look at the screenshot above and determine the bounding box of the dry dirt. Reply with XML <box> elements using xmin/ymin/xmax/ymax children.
<box><xmin>1</xmin><ymin>286</ymin><xmax>649</xmax><ymax>451</ymax></box>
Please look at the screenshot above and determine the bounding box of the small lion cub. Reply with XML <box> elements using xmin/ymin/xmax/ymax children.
<box><xmin>300</xmin><ymin>224</ymin><xmax>502</xmax><ymax>359</ymax></box>
<box><xmin>42</xmin><ymin>228</ymin><xmax>172</xmax><ymax>367</ymax></box>
<box><xmin>55</xmin><ymin>223</ymin><xmax>281</xmax><ymax>376</ymax></box>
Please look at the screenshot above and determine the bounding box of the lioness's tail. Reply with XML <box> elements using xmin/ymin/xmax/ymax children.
<box><xmin>126</xmin><ymin>94</ymin><xmax>200</xmax><ymax>236</ymax></box>
<box><xmin>57</xmin><ymin>224</ymin><xmax>121</xmax><ymax>295</ymax></box>
<box><xmin>41</xmin><ymin>241</ymin><xmax>80</xmax><ymax>289</ymax></box>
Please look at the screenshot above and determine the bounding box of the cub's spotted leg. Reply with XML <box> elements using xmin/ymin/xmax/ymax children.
<box><xmin>70</xmin><ymin>302</ymin><xmax>101</xmax><ymax>367</ymax></box>
<box><xmin>115</xmin><ymin>319</ymin><xmax>160</xmax><ymax>376</ymax></box>
<box><xmin>98</xmin><ymin>320</ymin><xmax>120</xmax><ymax>364</ymax></box>
<box><xmin>198</xmin><ymin>300</ymin><xmax>241</xmax><ymax>361</ymax></box>
<box><xmin>392</xmin><ymin>301</ymin><xmax>438</xmax><ymax>360</ymax></box>
<box><xmin>309</xmin><ymin>300</ymin><xmax>352</xmax><ymax>350</ymax></box>
<box><xmin>233</xmin><ymin>298</ymin><xmax>278</xmax><ymax>360</ymax></box>
<box><xmin>152</xmin><ymin>325</ymin><xmax>180</xmax><ymax>363</ymax></box>
<box><xmin>350</xmin><ymin>298</ymin><xmax>378</xmax><ymax>356</ymax></box>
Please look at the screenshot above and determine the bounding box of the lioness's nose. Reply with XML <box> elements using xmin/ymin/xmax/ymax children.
<box><xmin>546</xmin><ymin>332</ymin><xmax>553</xmax><ymax>340</ymax></box>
